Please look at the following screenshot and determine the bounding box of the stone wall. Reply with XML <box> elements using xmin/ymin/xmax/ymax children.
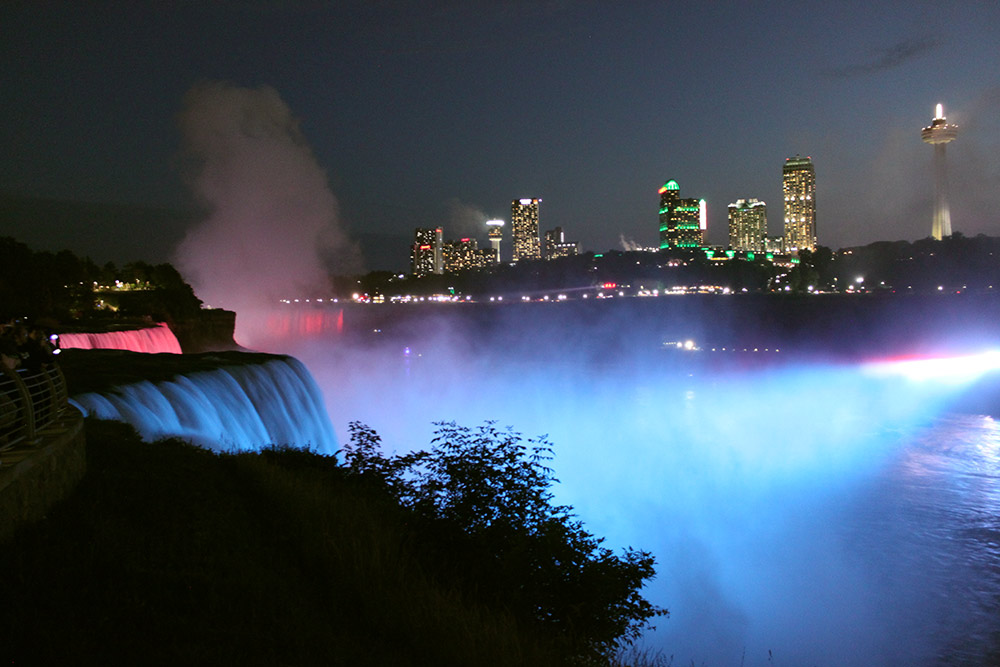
<box><xmin>0</xmin><ymin>408</ymin><xmax>86</xmax><ymax>543</ymax></box>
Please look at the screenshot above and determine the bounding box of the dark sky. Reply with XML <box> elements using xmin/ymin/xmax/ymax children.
<box><xmin>2</xmin><ymin>1</ymin><xmax>998</xmax><ymax>270</ymax></box>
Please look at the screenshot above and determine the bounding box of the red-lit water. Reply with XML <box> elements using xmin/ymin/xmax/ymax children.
<box><xmin>59</xmin><ymin>323</ymin><xmax>182</xmax><ymax>354</ymax></box>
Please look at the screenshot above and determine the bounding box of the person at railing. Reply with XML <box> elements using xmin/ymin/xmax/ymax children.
<box><xmin>1</xmin><ymin>324</ymin><xmax>20</xmax><ymax>370</ymax></box>
<box><xmin>20</xmin><ymin>326</ymin><xmax>56</xmax><ymax>371</ymax></box>
<box><xmin>1</xmin><ymin>325</ymin><xmax>56</xmax><ymax>372</ymax></box>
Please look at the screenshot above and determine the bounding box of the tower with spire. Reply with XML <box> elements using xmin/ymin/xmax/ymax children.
<box><xmin>921</xmin><ymin>103</ymin><xmax>958</xmax><ymax>240</ymax></box>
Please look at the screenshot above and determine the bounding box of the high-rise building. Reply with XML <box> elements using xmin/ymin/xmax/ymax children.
<box><xmin>782</xmin><ymin>156</ymin><xmax>816</xmax><ymax>253</ymax></box>
<box><xmin>410</xmin><ymin>227</ymin><xmax>443</xmax><ymax>276</ymax></box>
<box><xmin>658</xmin><ymin>180</ymin><xmax>705</xmax><ymax>249</ymax></box>
<box><xmin>511</xmin><ymin>198</ymin><xmax>541</xmax><ymax>262</ymax></box>
<box><xmin>443</xmin><ymin>238</ymin><xmax>479</xmax><ymax>272</ymax></box>
<box><xmin>728</xmin><ymin>199</ymin><xmax>767</xmax><ymax>252</ymax></box>
<box><xmin>921</xmin><ymin>103</ymin><xmax>958</xmax><ymax>240</ymax></box>
<box><xmin>543</xmin><ymin>227</ymin><xmax>579</xmax><ymax>260</ymax></box>
<box><xmin>486</xmin><ymin>219</ymin><xmax>504</xmax><ymax>263</ymax></box>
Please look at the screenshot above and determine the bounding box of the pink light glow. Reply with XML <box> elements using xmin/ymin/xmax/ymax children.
<box><xmin>59</xmin><ymin>323</ymin><xmax>182</xmax><ymax>354</ymax></box>
<box><xmin>864</xmin><ymin>350</ymin><xmax>1000</xmax><ymax>383</ymax></box>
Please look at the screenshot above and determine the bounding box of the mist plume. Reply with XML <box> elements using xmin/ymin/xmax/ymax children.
<box><xmin>619</xmin><ymin>234</ymin><xmax>642</xmax><ymax>251</ymax></box>
<box><xmin>174</xmin><ymin>81</ymin><xmax>356</xmax><ymax>346</ymax></box>
<box><xmin>446</xmin><ymin>198</ymin><xmax>488</xmax><ymax>238</ymax></box>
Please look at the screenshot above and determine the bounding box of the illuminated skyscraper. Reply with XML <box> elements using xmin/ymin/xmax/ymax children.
<box><xmin>443</xmin><ymin>238</ymin><xmax>479</xmax><ymax>272</ymax></box>
<box><xmin>728</xmin><ymin>199</ymin><xmax>767</xmax><ymax>252</ymax></box>
<box><xmin>782</xmin><ymin>156</ymin><xmax>816</xmax><ymax>253</ymax></box>
<box><xmin>410</xmin><ymin>227</ymin><xmax>443</xmax><ymax>276</ymax></box>
<box><xmin>486</xmin><ymin>219</ymin><xmax>504</xmax><ymax>263</ymax></box>
<box><xmin>544</xmin><ymin>227</ymin><xmax>579</xmax><ymax>260</ymax></box>
<box><xmin>658</xmin><ymin>180</ymin><xmax>705</xmax><ymax>249</ymax></box>
<box><xmin>511</xmin><ymin>198</ymin><xmax>541</xmax><ymax>262</ymax></box>
<box><xmin>921</xmin><ymin>103</ymin><xmax>958</xmax><ymax>240</ymax></box>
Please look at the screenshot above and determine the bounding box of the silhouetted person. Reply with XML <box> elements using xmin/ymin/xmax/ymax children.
<box><xmin>14</xmin><ymin>326</ymin><xmax>54</xmax><ymax>371</ymax></box>
<box><xmin>0</xmin><ymin>325</ymin><xmax>20</xmax><ymax>371</ymax></box>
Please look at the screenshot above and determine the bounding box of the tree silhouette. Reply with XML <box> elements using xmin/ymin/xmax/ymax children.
<box><xmin>343</xmin><ymin>420</ymin><xmax>667</xmax><ymax>660</ymax></box>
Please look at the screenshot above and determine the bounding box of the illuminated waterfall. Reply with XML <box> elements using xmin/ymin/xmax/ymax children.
<box><xmin>70</xmin><ymin>356</ymin><xmax>336</xmax><ymax>454</ymax></box>
<box><xmin>59</xmin><ymin>323</ymin><xmax>183</xmax><ymax>354</ymax></box>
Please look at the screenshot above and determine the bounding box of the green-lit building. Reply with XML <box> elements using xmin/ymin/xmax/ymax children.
<box><xmin>658</xmin><ymin>180</ymin><xmax>705</xmax><ymax>249</ymax></box>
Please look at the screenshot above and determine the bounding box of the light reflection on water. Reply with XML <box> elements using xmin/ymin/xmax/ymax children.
<box><xmin>847</xmin><ymin>415</ymin><xmax>1000</xmax><ymax>666</ymax></box>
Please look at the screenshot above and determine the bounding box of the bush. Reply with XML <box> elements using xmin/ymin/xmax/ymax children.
<box><xmin>343</xmin><ymin>420</ymin><xmax>667</xmax><ymax>661</ymax></box>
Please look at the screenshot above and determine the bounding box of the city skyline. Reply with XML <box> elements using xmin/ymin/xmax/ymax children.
<box><xmin>1</xmin><ymin>3</ymin><xmax>998</xmax><ymax>271</ymax></box>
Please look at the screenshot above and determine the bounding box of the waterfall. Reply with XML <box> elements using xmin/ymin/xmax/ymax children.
<box><xmin>59</xmin><ymin>323</ymin><xmax>183</xmax><ymax>354</ymax></box>
<box><xmin>69</xmin><ymin>356</ymin><xmax>336</xmax><ymax>455</ymax></box>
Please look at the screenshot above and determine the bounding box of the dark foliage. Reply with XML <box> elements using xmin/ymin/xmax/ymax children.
<box><xmin>346</xmin><ymin>248</ymin><xmax>775</xmax><ymax>300</ymax></box>
<box><xmin>833</xmin><ymin>233</ymin><xmax>1000</xmax><ymax>291</ymax></box>
<box><xmin>342</xmin><ymin>234</ymin><xmax>1000</xmax><ymax>301</ymax></box>
<box><xmin>1</xmin><ymin>419</ymin><xmax>566</xmax><ymax>666</ymax></box>
<box><xmin>343</xmin><ymin>420</ymin><xmax>667</xmax><ymax>660</ymax></box>
<box><xmin>0</xmin><ymin>236</ymin><xmax>202</xmax><ymax>323</ymax></box>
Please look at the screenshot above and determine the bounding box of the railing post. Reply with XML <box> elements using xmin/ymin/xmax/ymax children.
<box><xmin>1</xmin><ymin>365</ymin><xmax>35</xmax><ymax>445</ymax></box>
<box><xmin>1</xmin><ymin>363</ymin><xmax>68</xmax><ymax>451</ymax></box>
<box><xmin>40</xmin><ymin>363</ymin><xmax>67</xmax><ymax>421</ymax></box>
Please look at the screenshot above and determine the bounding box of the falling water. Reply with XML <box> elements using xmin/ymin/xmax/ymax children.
<box><xmin>70</xmin><ymin>356</ymin><xmax>336</xmax><ymax>455</ymax></box>
<box><xmin>59</xmin><ymin>323</ymin><xmax>182</xmax><ymax>354</ymax></box>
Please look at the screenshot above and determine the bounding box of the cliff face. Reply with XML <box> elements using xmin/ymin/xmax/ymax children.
<box><xmin>169</xmin><ymin>309</ymin><xmax>239</xmax><ymax>353</ymax></box>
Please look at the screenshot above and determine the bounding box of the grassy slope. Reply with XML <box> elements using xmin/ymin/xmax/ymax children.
<box><xmin>0</xmin><ymin>419</ymin><xmax>561</xmax><ymax>666</ymax></box>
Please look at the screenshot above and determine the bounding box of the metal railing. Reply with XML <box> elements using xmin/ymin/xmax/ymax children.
<box><xmin>0</xmin><ymin>364</ymin><xmax>69</xmax><ymax>453</ymax></box>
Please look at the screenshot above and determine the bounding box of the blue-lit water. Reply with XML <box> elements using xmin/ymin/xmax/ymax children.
<box><xmin>266</xmin><ymin>298</ymin><xmax>1000</xmax><ymax>666</ymax></box>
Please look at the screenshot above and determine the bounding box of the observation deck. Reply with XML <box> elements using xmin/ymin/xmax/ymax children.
<box><xmin>921</xmin><ymin>109</ymin><xmax>958</xmax><ymax>144</ymax></box>
<box><xmin>0</xmin><ymin>364</ymin><xmax>85</xmax><ymax>542</ymax></box>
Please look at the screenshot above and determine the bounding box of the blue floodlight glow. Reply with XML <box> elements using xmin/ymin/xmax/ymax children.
<box><xmin>255</xmin><ymin>305</ymin><xmax>1000</xmax><ymax>666</ymax></box>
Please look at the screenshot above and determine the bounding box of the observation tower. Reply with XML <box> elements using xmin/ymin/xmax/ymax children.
<box><xmin>921</xmin><ymin>103</ymin><xmax>958</xmax><ymax>240</ymax></box>
<box><xmin>486</xmin><ymin>219</ymin><xmax>504</xmax><ymax>263</ymax></box>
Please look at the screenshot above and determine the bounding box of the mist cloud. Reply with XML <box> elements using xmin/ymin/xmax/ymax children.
<box><xmin>445</xmin><ymin>198</ymin><xmax>488</xmax><ymax>238</ymax></box>
<box><xmin>174</xmin><ymin>81</ymin><xmax>357</xmax><ymax>345</ymax></box>
<box><xmin>824</xmin><ymin>36</ymin><xmax>938</xmax><ymax>78</ymax></box>
<box><xmin>620</xmin><ymin>234</ymin><xmax>642</xmax><ymax>251</ymax></box>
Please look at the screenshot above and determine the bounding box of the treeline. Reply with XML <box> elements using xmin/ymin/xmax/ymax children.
<box><xmin>0</xmin><ymin>236</ymin><xmax>202</xmax><ymax>324</ymax></box>
<box><xmin>825</xmin><ymin>233</ymin><xmax>1000</xmax><ymax>292</ymax></box>
<box><xmin>344</xmin><ymin>233</ymin><xmax>1000</xmax><ymax>299</ymax></box>
<box><xmin>343</xmin><ymin>249</ymin><xmax>773</xmax><ymax>299</ymax></box>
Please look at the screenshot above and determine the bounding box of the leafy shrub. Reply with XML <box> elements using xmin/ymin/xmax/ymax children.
<box><xmin>343</xmin><ymin>420</ymin><xmax>667</xmax><ymax>661</ymax></box>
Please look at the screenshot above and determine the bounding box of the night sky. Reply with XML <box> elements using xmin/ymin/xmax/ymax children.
<box><xmin>2</xmin><ymin>1</ymin><xmax>998</xmax><ymax>270</ymax></box>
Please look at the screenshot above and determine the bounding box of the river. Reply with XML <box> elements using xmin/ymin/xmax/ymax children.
<box><xmin>260</xmin><ymin>294</ymin><xmax>1000</xmax><ymax>665</ymax></box>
